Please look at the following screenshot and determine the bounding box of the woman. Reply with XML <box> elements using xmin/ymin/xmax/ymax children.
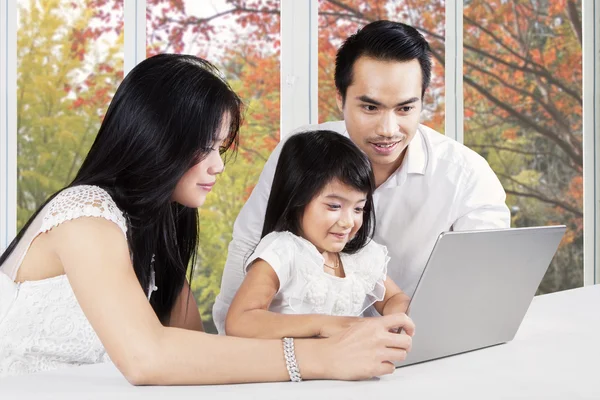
<box><xmin>0</xmin><ymin>54</ymin><xmax>414</xmax><ymax>384</ymax></box>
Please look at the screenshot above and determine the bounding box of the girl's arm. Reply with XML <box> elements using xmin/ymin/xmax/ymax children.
<box><xmin>52</xmin><ymin>217</ymin><xmax>415</xmax><ymax>385</ymax></box>
<box><xmin>374</xmin><ymin>276</ymin><xmax>411</xmax><ymax>316</ymax></box>
<box><xmin>225</xmin><ymin>259</ymin><xmax>362</xmax><ymax>339</ymax></box>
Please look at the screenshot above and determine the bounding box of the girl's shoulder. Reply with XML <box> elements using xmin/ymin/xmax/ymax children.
<box><xmin>342</xmin><ymin>239</ymin><xmax>389</xmax><ymax>280</ymax></box>
<box><xmin>40</xmin><ymin>185</ymin><xmax>127</xmax><ymax>237</ymax></box>
<box><xmin>247</xmin><ymin>231</ymin><xmax>322</xmax><ymax>270</ymax></box>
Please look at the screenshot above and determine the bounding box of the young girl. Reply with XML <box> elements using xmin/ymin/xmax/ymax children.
<box><xmin>225</xmin><ymin>130</ymin><xmax>411</xmax><ymax>339</ymax></box>
<box><xmin>0</xmin><ymin>55</ymin><xmax>414</xmax><ymax>383</ymax></box>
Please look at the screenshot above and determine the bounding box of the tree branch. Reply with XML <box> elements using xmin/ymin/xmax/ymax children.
<box><xmin>505</xmin><ymin>189</ymin><xmax>582</xmax><ymax>217</ymax></box>
<box><xmin>566</xmin><ymin>0</ymin><xmax>582</xmax><ymax>46</ymax></box>
<box><xmin>464</xmin><ymin>76</ymin><xmax>583</xmax><ymax>167</ymax></box>
<box><xmin>464</xmin><ymin>59</ymin><xmax>580</xmax><ymax>147</ymax></box>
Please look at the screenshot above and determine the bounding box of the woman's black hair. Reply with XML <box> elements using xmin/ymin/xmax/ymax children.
<box><xmin>0</xmin><ymin>54</ymin><xmax>242</xmax><ymax>324</ymax></box>
<box><xmin>261</xmin><ymin>130</ymin><xmax>375</xmax><ymax>254</ymax></box>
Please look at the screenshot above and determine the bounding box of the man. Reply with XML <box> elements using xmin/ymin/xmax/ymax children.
<box><xmin>213</xmin><ymin>20</ymin><xmax>510</xmax><ymax>334</ymax></box>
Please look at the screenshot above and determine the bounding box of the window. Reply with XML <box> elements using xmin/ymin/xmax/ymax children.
<box><xmin>16</xmin><ymin>0</ymin><xmax>124</xmax><ymax>228</ymax></box>
<box><xmin>318</xmin><ymin>0</ymin><xmax>445</xmax><ymax>133</ymax></box>
<box><xmin>146</xmin><ymin>0</ymin><xmax>281</xmax><ymax>332</ymax></box>
<box><xmin>463</xmin><ymin>0</ymin><xmax>583</xmax><ymax>293</ymax></box>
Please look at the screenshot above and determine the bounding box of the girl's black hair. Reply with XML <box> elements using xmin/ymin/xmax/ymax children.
<box><xmin>261</xmin><ymin>130</ymin><xmax>375</xmax><ymax>254</ymax></box>
<box><xmin>0</xmin><ymin>54</ymin><xmax>242</xmax><ymax>324</ymax></box>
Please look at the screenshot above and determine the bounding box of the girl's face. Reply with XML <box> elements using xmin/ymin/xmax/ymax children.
<box><xmin>172</xmin><ymin>119</ymin><xmax>229</xmax><ymax>208</ymax></box>
<box><xmin>300</xmin><ymin>178</ymin><xmax>367</xmax><ymax>254</ymax></box>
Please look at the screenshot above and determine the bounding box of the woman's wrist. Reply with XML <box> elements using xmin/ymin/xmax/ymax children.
<box><xmin>293</xmin><ymin>338</ymin><xmax>329</xmax><ymax>380</ymax></box>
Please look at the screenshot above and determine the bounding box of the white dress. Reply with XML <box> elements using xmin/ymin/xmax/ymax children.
<box><xmin>245</xmin><ymin>231</ymin><xmax>390</xmax><ymax>316</ymax></box>
<box><xmin>0</xmin><ymin>185</ymin><xmax>150</xmax><ymax>378</ymax></box>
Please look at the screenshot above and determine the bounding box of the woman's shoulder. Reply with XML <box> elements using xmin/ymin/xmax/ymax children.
<box><xmin>40</xmin><ymin>185</ymin><xmax>127</xmax><ymax>236</ymax></box>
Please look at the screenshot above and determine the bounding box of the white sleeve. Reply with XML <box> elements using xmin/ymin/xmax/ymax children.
<box><xmin>40</xmin><ymin>185</ymin><xmax>127</xmax><ymax>236</ymax></box>
<box><xmin>451</xmin><ymin>155</ymin><xmax>511</xmax><ymax>231</ymax></box>
<box><xmin>212</xmin><ymin>123</ymin><xmax>340</xmax><ymax>334</ymax></box>
<box><xmin>212</xmin><ymin>137</ymin><xmax>285</xmax><ymax>334</ymax></box>
<box><xmin>0</xmin><ymin>185</ymin><xmax>128</xmax><ymax>282</ymax></box>
<box><xmin>244</xmin><ymin>232</ymin><xmax>294</xmax><ymax>292</ymax></box>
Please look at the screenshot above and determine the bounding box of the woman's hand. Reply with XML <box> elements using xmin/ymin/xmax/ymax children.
<box><xmin>298</xmin><ymin>313</ymin><xmax>415</xmax><ymax>381</ymax></box>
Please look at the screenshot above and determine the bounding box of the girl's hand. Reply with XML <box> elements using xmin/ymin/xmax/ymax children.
<box><xmin>318</xmin><ymin>316</ymin><xmax>364</xmax><ymax>338</ymax></box>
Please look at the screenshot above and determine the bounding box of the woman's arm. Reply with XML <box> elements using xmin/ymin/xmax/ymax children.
<box><xmin>226</xmin><ymin>259</ymin><xmax>360</xmax><ymax>339</ymax></box>
<box><xmin>374</xmin><ymin>276</ymin><xmax>411</xmax><ymax>316</ymax></box>
<box><xmin>52</xmin><ymin>217</ymin><xmax>414</xmax><ymax>385</ymax></box>
<box><xmin>168</xmin><ymin>280</ymin><xmax>204</xmax><ymax>331</ymax></box>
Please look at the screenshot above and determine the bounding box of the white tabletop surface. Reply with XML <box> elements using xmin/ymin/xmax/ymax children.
<box><xmin>1</xmin><ymin>285</ymin><xmax>599</xmax><ymax>400</ymax></box>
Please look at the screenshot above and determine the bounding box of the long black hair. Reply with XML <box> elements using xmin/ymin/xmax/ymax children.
<box><xmin>261</xmin><ymin>130</ymin><xmax>375</xmax><ymax>254</ymax></box>
<box><xmin>0</xmin><ymin>54</ymin><xmax>242</xmax><ymax>324</ymax></box>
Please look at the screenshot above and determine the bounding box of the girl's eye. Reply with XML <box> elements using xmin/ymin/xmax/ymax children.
<box><xmin>354</xmin><ymin>207</ymin><xmax>365</xmax><ymax>213</ymax></box>
<box><xmin>327</xmin><ymin>204</ymin><xmax>341</xmax><ymax>210</ymax></box>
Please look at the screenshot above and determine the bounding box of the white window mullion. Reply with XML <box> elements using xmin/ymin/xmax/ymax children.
<box><xmin>0</xmin><ymin>0</ymin><xmax>17</xmax><ymax>252</ymax></box>
<box><xmin>445</xmin><ymin>0</ymin><xmax>463</xmax><ymax>143</ymax></box>
<box><xmin>124</xmin><ymin>0</ymin><xmax>146</xmax><ymax>77</ymax></box>
<box><xmin>280</xmin><ymin>0</ymin><xmax>318</xmax><ymax>139</ymax></box>
<box><xmin>583</xmin><ymin>0</ymin><xmax>600</xmax><ymax>285</ymax></box>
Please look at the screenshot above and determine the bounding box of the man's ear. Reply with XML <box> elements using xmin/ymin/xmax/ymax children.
<box><xmin>335</xmin><ymin>91</ymin><xmax>344</xmax><ymax>113</ymax></box>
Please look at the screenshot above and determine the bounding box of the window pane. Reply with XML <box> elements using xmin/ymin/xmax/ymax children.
<box><xmin>463</xmin><ymin>0</ymin><xmax>583</xmax><ymax>293</ymax></box>
<box><xmin>147</xmin><ymin>0</ymin><xmax>281</xmax><ymax>332</ymax></box>
<box><xmin>17</xmin><ymin>0</ymin><xmax>124</xmax><ymax>229</ymax></box>
<box><xmin>318</xmin><ymin>0</ymin><xmax>446</xmax><ymax>133</ymax></box>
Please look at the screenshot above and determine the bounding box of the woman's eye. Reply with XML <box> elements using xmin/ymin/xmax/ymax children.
<box><xmin>354</xmin><ymin>207</ymin><xmax>365</xmax><ymax>213</ymax></box>
<box><xmin>327</xmin><ymin>204</ymin><xmax>341</xmax><ymax>210</ymax></box>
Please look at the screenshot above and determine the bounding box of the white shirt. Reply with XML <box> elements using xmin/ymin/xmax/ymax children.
<box><xmin>244</xmin><ymin>231</ymin><xmax>388</xmax><ymax>317</ymax></box>
<box><xmin>0</xmin><ymin>186</ymin><xmax>127</xmax><ymax>377</ymax></box>
<box><xmin>213</xmin><ymin>121</ymin><xmax>510</xmax><ymax>334</ymax></box>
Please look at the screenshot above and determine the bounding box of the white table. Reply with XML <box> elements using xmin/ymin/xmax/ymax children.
<box><xmin>1</xmin><ymin>285</ymin><xmax>599</xmax><ymax>399</ymax></box>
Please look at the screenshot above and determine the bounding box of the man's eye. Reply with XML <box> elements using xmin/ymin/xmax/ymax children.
<box><xmin>363</xmin><ymin>105</ymin><xmax>377</xmax><ymax>112</ymax></box>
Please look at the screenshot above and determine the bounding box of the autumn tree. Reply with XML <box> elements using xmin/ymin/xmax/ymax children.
<box><xmin>17</xmin><ymin>0</ymin><xmax>123</xmax><ymax>227</ymax></box>
<box><xmin>141</xmin><ymin>0</ymin><xmax>583</xmax><ymax>328</ymax></box>
<box><xmin>17</xmin><ymin>0</ymin><xmax>581</xmax><ymax>332</ymax></box>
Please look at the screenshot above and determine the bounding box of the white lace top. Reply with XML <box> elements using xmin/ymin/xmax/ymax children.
<box><xmin>245</xmin><ymin>231</ymin><xmax>389</xmax><ymax>316</ymax></box>
<box><xmin>0</xmin><ymin>185</ymin><xmax>136</xmax><ymax>378</ymax></box>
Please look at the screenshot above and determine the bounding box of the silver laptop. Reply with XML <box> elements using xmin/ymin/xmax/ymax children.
<box><xmin>395</xmin><ymin>225</ymin><xmax>566</xmax><ymax>367</ymax></box>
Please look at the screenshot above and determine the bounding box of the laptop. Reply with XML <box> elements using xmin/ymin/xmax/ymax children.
<box><xmin>395</xmin><ymin>225</ymin><xmax>566</xmax><ymax>367</ymax></box>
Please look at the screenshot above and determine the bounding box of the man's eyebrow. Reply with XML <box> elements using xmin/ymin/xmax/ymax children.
<box><xmin>357</xmin><ymin>95</ymin><xmax>420</xmax><ymax>107</ymax></box>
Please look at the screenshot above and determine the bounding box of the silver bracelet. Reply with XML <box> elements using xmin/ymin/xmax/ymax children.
<box><xmin>282</xmin><ymin>337</ymin><xmax>302</xmax><ymax>382</ymax></box>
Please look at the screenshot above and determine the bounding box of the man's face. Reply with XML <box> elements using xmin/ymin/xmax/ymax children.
<box><xmin>337</xmin><ymin>57</ymin><xmax>423</xmax><ymax>173</ymax></box>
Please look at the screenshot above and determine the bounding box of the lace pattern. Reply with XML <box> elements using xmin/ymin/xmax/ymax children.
<box><xmin>0</xmin><ymin>185</ymin><xmax>128</xmax><ymax>377</ymax></box>
<box><xmin>40</xmin><ymin>185</ymin><xmax>127</xmax><ymax>236</ymax></box>
<box><xmin>247</xmin><ymin>231</ymin><xmax>389</xmax><ymax>316</ymax></box>
<box><xmin>0</xmin><ymin>275</ymin><xmax>110</xmax><ymax>377</ymax></box>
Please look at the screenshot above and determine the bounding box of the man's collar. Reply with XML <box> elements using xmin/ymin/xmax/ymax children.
<box><xmin>341</xmin><ymin>124</ymin><xmax>428</xmax><ymax>187</ymax></box>
<box><xmin>404</xmin><ymin>126</ymin><xmax>428</xmax><ymax>175</ymax></box>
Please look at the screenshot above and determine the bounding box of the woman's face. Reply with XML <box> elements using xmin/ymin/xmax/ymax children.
<box><xmin>172</xmin><ymin>121</ymin><xmax>229</xmax><ymax>208</ymax></box>
<box><xmin>300</xmin><ymin>179</ymin><xmax>367</xmax><ymax>254</ymax></box>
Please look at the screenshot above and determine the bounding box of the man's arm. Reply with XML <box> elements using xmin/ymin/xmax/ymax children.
<box><xmin>452</xmin><ymin>155</ymin><xmax>511</xmax><ymax>231</ymax></box>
